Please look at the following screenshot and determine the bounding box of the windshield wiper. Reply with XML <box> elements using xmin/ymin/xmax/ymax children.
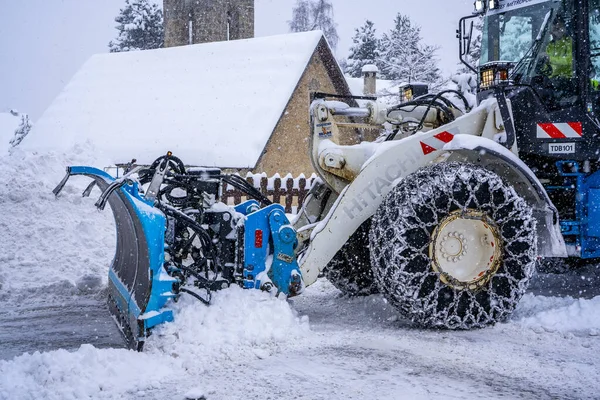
<box><xmin>511</xmin><ymin>10</ymin><xmax>553</xmax><ymax>80</ymax></box>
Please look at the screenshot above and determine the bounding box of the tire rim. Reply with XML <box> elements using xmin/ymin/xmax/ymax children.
<box><xmin>429</xmin><ymin>210</ymin><xmax>503</xmax><ymax>290</ymax></box>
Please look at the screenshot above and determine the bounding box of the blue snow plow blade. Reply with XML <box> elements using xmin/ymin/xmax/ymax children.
<box><xmin>53</xmin><ymin>155</ymin><xmax>303</xmax><ymax>351</ymax></box>
<box><xmin>54</xmin><ymin>166</ymin><xmax>174</xmax><ymax>350</ymax></box>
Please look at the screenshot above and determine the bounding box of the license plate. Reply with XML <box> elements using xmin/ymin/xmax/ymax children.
<box><xmin>549</xmin><ymin>143</ymin><xmax>575</xmax><ymax>154</ymax></box>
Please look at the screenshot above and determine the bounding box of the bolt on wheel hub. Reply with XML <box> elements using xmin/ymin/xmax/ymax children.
<box><xmin>429</xmin><ymin>210</ymin><xmax>503</xmax><ymax>290</ymax></box>
<box><xmin>439</xmin><ymin>231</ymin><xmax>468</xmax><ymax>262</ymax></box>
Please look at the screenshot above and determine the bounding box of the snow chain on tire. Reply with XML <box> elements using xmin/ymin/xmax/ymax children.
<box><xmin>369</xmin><ymin>162</ymin><xmax>537</xmax><ymax>329</ymax></box>
<box><xmin>324</xmin><ymin>219</ymin><xmax>379</xmax><ymax>296</ymax></box>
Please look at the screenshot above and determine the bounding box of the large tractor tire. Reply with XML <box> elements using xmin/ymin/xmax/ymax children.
<box><xmin>324</xmin><ymin>220</ymin><xmax>379</xmax><ymax>296</ymax></box>
<box><xmin>369</xmin><ymin>162</ymin><xmax>537</xmax><ymax>329</ymax></box>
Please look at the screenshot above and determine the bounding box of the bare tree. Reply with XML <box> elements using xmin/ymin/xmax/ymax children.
<box><xmin>289</xmin><ymin>0</ymin><xmax>339</xmax><ymax>50</ymax></box>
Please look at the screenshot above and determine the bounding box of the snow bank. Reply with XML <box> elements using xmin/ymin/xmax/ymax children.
<box><xmin>0</xmin><ymin>345</ymin><xmax>173</xmax><ymax>400</ymax></box>
<box><xmin>0</xmin><ymin>143</ymin><xmax>115</xmax><ymax>295</ymax></box>
<box><xmin>514</xmin><ymin>294</ymin><xmax>600</xmax><ymax>334</ymax></box>
<box><xmin>146</xmin><ymin>286</ymin><xmax>310</xmax><ymax>367</ymax></box>
<box><xmin>0</xmin><ymin>288</ymin><xmax>309</xmax><ymax>400</ymax></box>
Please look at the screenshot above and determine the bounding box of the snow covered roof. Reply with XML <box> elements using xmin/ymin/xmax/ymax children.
<box><xmin>0</xmin><ymin>111</ymin><xmax>21</xmax><ymax>153</ymax></box>
<box><xmin>24</xmin><ymin>31</ymin><xmax>326</xmax><ymax>167</ymax></box>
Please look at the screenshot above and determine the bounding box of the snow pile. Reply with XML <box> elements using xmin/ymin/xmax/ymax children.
<box><xmin>0</xmin><ymin>288</ymin><xmax>309</xmax><ymax>400</ymax></box>
<box><xmin>0</xmin><ymin>143</ymin><xmax>115</xmax><ymax>295</ymax></box>
<box><xmin>514</xmin><ymin>294</ymin><xmax>600</xmax><ymax>334</ymax></box>
<box><xmin>147</xmin><ymin>286</ymin><xmax>310</xmax><ymax>367</ymax></box>
<box><xmin>0</xmin><ymin>345</ymin><xmax>174</xmax><ymax>400</ymax></box>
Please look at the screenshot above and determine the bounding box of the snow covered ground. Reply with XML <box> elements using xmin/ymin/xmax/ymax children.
<box><xmin>1</xmin><ymin>146</ymin><xmax>600</xmax><ymax>399</ymax></box>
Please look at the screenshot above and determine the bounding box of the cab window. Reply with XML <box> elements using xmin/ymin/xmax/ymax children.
<box><xmin>589</xmin><ymin>0</ymin><xmax>600</xmax><ymax>89</ymax></box>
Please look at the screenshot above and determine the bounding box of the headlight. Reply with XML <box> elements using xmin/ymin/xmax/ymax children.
<box><xmin>479</xmin><ymin>63</ymin><xmax>511</xmax><ymax>90</ymax></box>
<box><xmin>474</xmin><ymin>0</ymin><xmax>485</xmax><ymax>12</ymax></box>
<box><xmin>399</xmin><ymin>84</ymin><xmax>429</xmax><ymax>103</ymax></box>
<box><xmin>480</xmin><ymin>68</ymin><xmax>495</xmax><ymax>89</ymax></box>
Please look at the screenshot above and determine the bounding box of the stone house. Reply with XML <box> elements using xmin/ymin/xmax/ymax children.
<box><xmin>26</xmin><ymin>31</ymin><xmax>354</xmax><ymax>175</ymax></box>
<box><xmin>163</xmin><ymin>0</ymin><xmax>254</xmax><ymax>47</ymax></box>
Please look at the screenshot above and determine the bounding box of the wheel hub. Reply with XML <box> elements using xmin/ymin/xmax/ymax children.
<box><xmin>439</xmin><ymin>232</ymin><xmax>467</xmax><ymax>261</ymax></box>
<box><xmin>430</xmin><ymin>210</ymin><xmax>502</xmax><ymax>290</ymax></box>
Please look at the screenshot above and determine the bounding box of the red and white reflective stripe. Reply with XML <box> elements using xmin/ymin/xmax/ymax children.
<box><xmin>536</xmin><ymin>122</ymin><xmax>583</xmax><ymax>139</ymax></box>
<box><xmin>420</xmin><ymin>130</ymin><xmax>456</xmax><ymax>155</ymax></box>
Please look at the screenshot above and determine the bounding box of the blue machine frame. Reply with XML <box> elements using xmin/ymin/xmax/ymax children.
<box><xmin>236</xmin><ymin>200</ymin><xmax>302</xmax><ymax>296</ymax></box>
<box><xmin>546</xmin><ymin>161</ymin><xmax>600</xmax><ymax>259</ymax></box>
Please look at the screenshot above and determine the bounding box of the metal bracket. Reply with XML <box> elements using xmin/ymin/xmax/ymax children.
<box><xmin>494</xmin><ymin>88</ymin><xmax>516</xmax><ymax>149</ymax></box>
<box><xmin>268</xmin><ymin>208</ymin><xmax>303</xmax><ymax>296</ymax></box>
<box><xmin>242</xmin><ymin>203</ymin><xmax>302</xmax><ymax>296</ymax></box>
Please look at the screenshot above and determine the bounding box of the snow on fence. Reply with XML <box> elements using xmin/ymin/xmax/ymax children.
<box><xmin>223</xmin><ymin>173</ymin><xmax>318</xmax><ymax>214</ymax></box>
<box><xmin>105</xmin><ymin>165</ymin><xmax>318</xmax><ymax>214</ymax></box>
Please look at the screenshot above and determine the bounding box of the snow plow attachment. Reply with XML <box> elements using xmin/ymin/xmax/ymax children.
<box><xmin>54</xmin><ymin>166</ymin><xmax>174</xmax><ymax>350</ymax></box>
<box><xmin>54</xmin><ymin>155</ymin><xmax>303</xmax><ymax>350</ymax></box>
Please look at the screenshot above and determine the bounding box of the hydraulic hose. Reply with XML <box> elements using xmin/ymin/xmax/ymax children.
<box><xmin>220</xmin><ymin>174</ymin><xmax>272</xmax><ymax>206</ymax></box>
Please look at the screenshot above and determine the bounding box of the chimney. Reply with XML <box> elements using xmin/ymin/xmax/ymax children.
<box><xmin>362</xmin><ymin>64</ymin><xmax>378</xmax><ymax>96</ymax></box>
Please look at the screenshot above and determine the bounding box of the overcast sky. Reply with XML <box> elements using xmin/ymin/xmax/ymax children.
<box><xmin>0</xmin><ymin>0</ymin><xmax>474</xmax><ymax>120</ymax></box>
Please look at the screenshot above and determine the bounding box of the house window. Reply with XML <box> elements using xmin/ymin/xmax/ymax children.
<box><xmin>188</xmin><ymin>13</ymin><xmax>193</xmax><ymax>44</ymax></box>
<box><xmin>227</xmin><ymin>11</ymin><xmax>232</xmax><ymax>41</ymax></box>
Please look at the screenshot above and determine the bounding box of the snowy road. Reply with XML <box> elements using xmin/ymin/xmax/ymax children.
<box><xmin>0</xmin><ymin>288</ymin><xmax>124</xmax><ymax>361</ymax></box>
<box><xmin>2</xmin><ymin>278</ymin><xmax>600</xmax><ymax>400</ymax></box>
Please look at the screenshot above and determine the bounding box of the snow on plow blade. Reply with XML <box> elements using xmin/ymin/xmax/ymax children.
<box><xmin>53</xmin><ymin>167</ymin><xmax>174</xmax><ymax>350</ymax></box>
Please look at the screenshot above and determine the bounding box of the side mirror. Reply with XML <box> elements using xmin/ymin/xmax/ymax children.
<box><xmin>458</xmin><ymin>15</ymin><xmax>479</xmax><ymax>73</ymax></box>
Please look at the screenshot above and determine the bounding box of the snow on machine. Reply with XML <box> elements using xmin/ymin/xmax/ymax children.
<box><xmin>55</xmin><ymin>0</ymin><xmax>600</xmax><ymax>349</ymax></box>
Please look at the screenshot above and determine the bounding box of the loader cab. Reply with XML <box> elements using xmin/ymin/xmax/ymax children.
<box><xmin>479</xmin><ymin>0</ymin><xmax>580</xmax><ymax>109</ymax></box>
<box><xmin>459</xmin><ymin>0</ymin><xmax>600</xmax><ymax>164</ymax></box>
<box><xmin>459</xmin><ymin>0</ymin><xmax>600</xmax><ymax>259</ymax></box>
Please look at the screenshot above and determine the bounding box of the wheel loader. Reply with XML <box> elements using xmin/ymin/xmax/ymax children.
<box><xmin>54</xmin><ymin>0</ymin><xmax>600</xmax><ymax>349</ymax></box>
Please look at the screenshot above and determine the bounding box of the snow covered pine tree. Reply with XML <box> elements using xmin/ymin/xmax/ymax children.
<box><xmin>345</xmin><ymin>20</ymin><xmax>380</xmax><ymax>78</ymax></box>
<box><xmin>378</xmin><ymin>13</ymin><xmax>443</xmax><ymax>87</ymax></box>
<box><xmin>289</xmin><ymin>0</ymin><xmax>339</xmax><ymax>51</ymax></box>
<box><xmin>109</xmin><ymin>0</ymin><xmax>164</xmax><ymax>52</ymax></box>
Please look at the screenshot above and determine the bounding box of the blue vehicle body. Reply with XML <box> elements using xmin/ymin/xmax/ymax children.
<box><xmin>547</xmin><ymin>161</ymin><xmax>600</xmax><ymax>259</ymax></box>
<box><xmin>236</xmin><ymin>200</ymin><xmax>301</xmax><ymax>294</ymax></box>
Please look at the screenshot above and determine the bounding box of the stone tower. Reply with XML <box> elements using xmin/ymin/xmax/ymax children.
<box><xmin>163</xmin><ymin>0</ymin><xmax>254</xmax><ymax>47</ymax></box>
